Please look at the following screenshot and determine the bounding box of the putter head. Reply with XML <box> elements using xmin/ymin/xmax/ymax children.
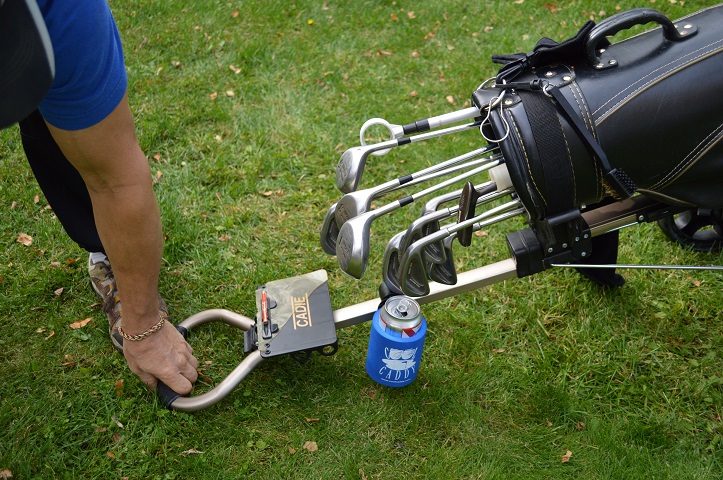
<box><xmin>335</xmin><ymin>146</ymin><xmax>370</xmax><ymax>194</ymax></box>
<box><xmin>335</xmin><ymin>213</ymin><xmax>373</xmax><ymax>279</ymax></box>
<box><xmin>320</xmin><ymin>203</ymin><xmax>340</xmax><ymax>255</ymax></box>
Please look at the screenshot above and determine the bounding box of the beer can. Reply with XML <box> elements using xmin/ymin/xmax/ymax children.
<box><xmin>365</xmin><ymin>296</ymin><xmax>427</xmax><ymax>388</ymax></box>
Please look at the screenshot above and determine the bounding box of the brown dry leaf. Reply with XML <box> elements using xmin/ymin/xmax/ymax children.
<box><xmin>407</xmin><ymin>11</ymin><xmax>415</xmax><ymax>19</ymax></box>
<box><xmin>474</xmin><ymin>230</ymin><xmax>489</xmax><ymax>238</ymax></box>
<box><xmin>377</xmin><ymin>50</ymin><xmax>393</xmax><ymax>56</ymax></box>
<box><xmin>409</xmin><ymin>91</ymin><xmax>418</xmax><ymax>97</ymax></box>
<box><xmin>44</xmin><ymin>331</ymin><xmax>55</xmax><ymax>340</ymax></box>
<box><xmin>543</xmin><ymin>3</ymin><xmax>558</xmax><ymax>12</ymax></box>
<box><xmin>232</xmin><ymin>10</ymin><xmax>239</xmax><ymax>18</ymax></box>
<box><xmin>112</xmin><ymin>433</ymin><xmax>121</xmax><ymax>443</ymax></box>
<box><xmin>447</xmin><ymin>44</ymin><xmax>455</xmax><ymax>51</ymax></box>
<box><xmin>302</xmin><ymin>441</ymin><xmax>318</xmax><ymax>452</ymax></box>
<box><xmin>411</xmin><ymin>51</ymin><xmax>419</xmax><ymax>58</ymax></box>
<box><xmin>692</xmin><ymin>280</ymin><xmax>701</xmax><ymax>287</ymax></box>
<box><xmin>16</xmin><ymin>233</ymin><xmax>33</xmax><ymax>246</ymax></box>
<box><xmin>576</xmin><ymin>421</ymin><xmax>585</xmax><ymax>431</ymax></box>
<box><xmin>106</xmin><ymin>452</ymin><xmax>115</xmax><ymax>459</ymax></box>
<box><xmin>390</xmin><ymin>13</ymin><xmax>398</xmax><ymax>21</ymax></box>
<box><xmin>68</xmin><ymin>318</ymin><xmax>92</xmax><ymax>329</ymax></box>
<box><xmin>561</xmin><ymin>450</ymin><xmax>572</xmax><ymax>463</ymax></box>
<box><xmin>547</xmin><ymin>421</ymin><xmax>553</xmax><ymax>427</ymax></box>
<box><xmin>484</xmin><ymin>26</ymin><xmax>494</xmax><ymax>33</ymax></box>
<box><xmin>493</xmin><ymin>348</ymin><xmax>505</xmax><ymax>353</ymax></box>
<box><xmin>61</xmin><ymin>354</ymin><xmax>76</xmax><ymax>367</ymax></box>
<box><xmin>115</xmin><ymin>379</ymin><xmax>124</xmax><ymax>396</ymax></box>
<box><xmin>218</xmin><ymin>234</ymin><xmax>231</xmax><ymax>242</ymax></box>
<box><xmin>514</xmin><ymin>0</ymin><xmax>524</xmax><ymax>3</ymax></box>
<box><xmin>54</xmin><ymin>288</ymin><xmax>64</xmax><ymax>296</ymax></box>
<box><xmin>225</xmin><ymin>89</ymin><xmax>235</xmax><ymax>97</ymax></box>
<box><xmin>153</xmin><ymin>153</ymin><xmax>162</xmax><ymax>161</ymax></box>
<box><xmin>445</xmin><ymin>95</ymin><xmax>455</xmax><ymax>105</ymax></box>
<box><xmin>360</xmin><ymin>469</ymin><xmax>369</xmax><ymax>480</ymax></box>
<box><xmin>209</xmin><ymin>91</ymin><xmax>218</xmax><ymax>101</ymax></box>
<box><xmin>10</xmin><ymin>201</ymin><xmax>17</xmax><ymax>210</ymax></box>
<box><xmin>0</xmin><ymin>470</ymin><xmax>12</xmax><ymax>480</ymax></box>
<box><xmin>156</xmin><ymin>170</ymin><xmax>163</xmax><ymax>180</ymax></box>
<box><xmin>181</xmin><ymin>448</ymin><xmax>204</xmax><ymax>456</ymax></box>
<box><xmin>229</xmin><ymin>64</ymin><xmax>241</xmax><ymax>74</ymax></box>
<box><xmin>34</xmin><ymin>195</ymin><xmax>40</xmax><ymax>204</ymax></box>
<box><xmin>305</xmin><ymin>417</ymin><xmax>320</xmax><ymax>423</ymax></box>
<box><xmin>288</xmin><ymin>447</ymin><xmax>297</xmax><ymax>455</ymax></box>
<box><xmin>94</xmin><ymin>427</ymin><xmax>107</xmax><ymax>433</ymax></box>
<box><xmin>262</xmin><ymin>190</ymin><xmax>274</xmax><ymax>197</ymax></box>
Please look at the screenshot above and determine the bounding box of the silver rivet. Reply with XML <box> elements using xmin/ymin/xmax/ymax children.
<box><xmin>574</xmin><ymin>236</ymin><xmax>580</xmax><ymax>242</ymax></box>
<box><xmin>680</xmin><ymin>30</ymin><xmax>688</xmax><ymax>35</ymax></box>
<box><xmin>597</xmin><ymin>48</ymin><xmax>606</xmax><ymax>54</ymax></box>
<box><xmin>504</xmin><ymin>99</ymin><xmax>514</xmax><ymax>105</ymax></box>
<box><xmin>684</xmin><ymin>24</ymin><xmax>693</xmax><ymax>29</ymax></box>
<box><xmin>638</xmin><ymin>215</ymin><xmax>645</xmax><ymax>222</ymax></box>
<box><xmin>581</xmin><ymin>252</ymin><xmax>587</xmax><ymax>257</ymax></box>
<box><xmin>608</xmin><ymin>59</ymin><xmax>617</xmax><ymax>66</ymax></box>
<box><xmin>544</xmin><ymin>71</ymin><xmax>555</xmax><ymax>78</ymax></box>
<box><xmin>594</xmin><ymin>63</ymin><xmax>604</xmax><ymax>69</ymax></box>
<box><xmin>562</xmin><ymin>243</ymin><xmax>568</xmax><ymax>249</ymax></box>
<box><xmin>547</xmin><ymin>247</ymin><xmax>554</xmax><ymax>253</ymax></box>
<box><xmin>583</xmin><ymin>234</ymin><xmax>589</xmax><ymax>239</ymax></box>
<box><xmin>562</xmin><ymin>75</ymin><xmax>572</xmax><ymax>82</ymax></box>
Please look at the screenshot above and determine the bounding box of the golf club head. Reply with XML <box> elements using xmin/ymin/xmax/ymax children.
<box><xmin>419</xmin><ymin>188</ymin><xmax>464</xmax><ymax>217</ymax></box>
<box><xmin>427</xmin><ymin>234</ymin><xmax>457</xmax><ymax>285</ymax></box>
<box><xmin>335</xmin><ymin>186</ymin><xmax>381</xmax><ymax>226</ymax></box>
<box><xmin>335</xmin><ymin>212</ymin><xmax>374</xmax><ymax>279</ymax></box>
<box><xmin>335</xmin><ymin>146</ymin><xmax>373</xmax><ymax>194</ymax></box>
<box><xmin>320</xmin><ymin>203</ymin><xmax>341</xmax><ymax>255</ymax></box>
<box><xmin>381</xmin><ymin>231</ymin><xmax>405</xmax><ymax>294</ymax></box>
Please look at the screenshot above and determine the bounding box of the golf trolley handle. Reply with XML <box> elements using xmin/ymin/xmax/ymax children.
<box><xmin>159</xmin><ymin>258</ymin><xmax>520</xmax><ymax>412</ymax></box>
<box><xmin>586</xmin><ymin>8</ymin><xmax>696</xmax><ymax>66</ymax></box>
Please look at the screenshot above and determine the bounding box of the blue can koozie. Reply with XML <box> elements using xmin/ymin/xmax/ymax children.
<box><xmin>366</xmin><ymin>296</ymin><xmax>426</xmax><ymax>388</ymax></box>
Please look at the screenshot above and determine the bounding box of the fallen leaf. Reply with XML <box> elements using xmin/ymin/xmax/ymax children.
<box><xmin>181</xmin><ymin>448</ymin><xmax>204</xmax><ymax>456</ymax></box>
<box><xmin>484</xmin><ymin>26</ymin><xmax>494</xmax><ymax>33</ymax></box>
<box><xmin>156</xmin><ymin>170</ymin><xmax>163</xmax><ymax>180</ymax></box>
<box><xmin>112</xmin><ymin>433</ymin><xmax>121</xmax><ymax>443</ymax></box>
<box><xmin>305</xmin><ymin>418</ymin><xmax>320</xmax><ymax>423</ymax></box>
<box><xmin>377</xmin><ymin>50</ymin><xmax>393</xmax><ymax>56</ymax></box>
<box><xmin>209</xmin><ymin>92</ymin><xmax>218</xmax><ymax>101</ymax></box>
<box><xmin>390</xmin><ymin>13</ymin><xmax>398</xmax><ymax>21</ymax></box>
<box><xmin>232</xmin><ymin>10</ymin><xmax>239</xmax><ymax>18</ymax></box>
<box><xmin>514</xmin><ymin>0</ymin><xmax>524</xmax><ymax>3</ymax></box>
<box><xmin>218</xmin><ymin>234</ymin><xmax>231</xmax><ymax>242</ymax></box>
<box><xmin>547</xmin><ymin>421</ymin><xmax>553</xmax><ymax>427</ymax></box>
<box><xmin>10</xmin><ymin>201</ymin><xmax>17</xmax><ymax>209</ymax></box>
<box><xmin>446</xmin><ymin>95</ymin><xmax>455</xmax><ymax>104</ymax></box>
<box><xmin>447</xmin><ymin>44</ymin><xmax>455</xmax><ymax>51</ymax></box>
<box><xmin>303</xmin><ymin>441</ymin><xmax>318</xmax><ymax>452</ymax></box>
<box><xmin>115</xmin><ymin>380</ymin><xmax>124</xmax><ymax>396</ymax></box>
<box><xmin>44</xmin><ymin>331</ymin><xmax>55</xmax><ymax>340</ymax></box>
<box><xmin>262</xmin><ymin>190</ymin><xmax>274</xmax><ymax>197</ymax></box>
<box><xmin>493</xmin><ymin>348</ymin><xmax>505</xmax><ymax>353</ymax></box>
<box><xmin>172</xmin><ymin>60</ymin><xmax>182</xmax><ymax>68</ymax></box>
<box><xmin>409</xmin><ymin>91</ymin><xmax>418</xmax><ymax>97</ymax></box>
<box><xmin>474</xmin><ymin>230</ymin><xmax>489</xmax><ymax>238</ymax></box>
<box><xmin>61</xmin><ymin>354</ymin><xmax>76</xmax><ymax>367</ymax></box>
<box><xmin>34</xmin><ymin>195</ymin><xmax>40</xmax><ymax>204</ymax></box>
<box><xmin>229</xmin><ymin>65</ymin><xmax>241</xmax><ymax>74</ymax></box>
<box><xmin>16</xmin><ymin>233</ymin><xmax>33</xmax><ymax>246</ymax></box>
<box><xmin>0</xmin><ymin>469</ymin><xmax>12</xmax><ymax>479</ymax></box>
<box><xmin>94</xmin><ymin>427</ymin><xmax>107</xmax><ymax>433</ymax></box>
<box><xmin>561</xmin><ymin>450</ymin><xmax>572</xmax><ymax>463</ymax></box>
<box><xmin>111</xmin><ymin>416</ymin><xmax>124</xmax><ymax>429</ymax></box>
<box><xmin>225</xmin><ymin>90</ymin><xmax>235</xmax><ymax>97</ymax></box>
<box><xmin>288</xmin><ymin>447</ymin><xmax>297</xmax><ymax>454</ymax></box>
<box><xmin>543</xmin><ymin>3</ymin><xmax>558</xmax><ymax>12</ymax></box>
<box><xmin>360</xmin><ymin>469</ymin><xmax>368</xmax><ymax>480</ymax></box>
<box><xmin>153</xmin><ymin>153</ymin><xmax>162</xmax><ymax>161</ymax></box>
<box><xmin>106</xmin><ymin>452</ymin><xmax>115</xmax><ymax>459</ymax></box>
<box><xmin>68</xmin><ymin>318</ymin><xmax>92</xmax><ymax>329</ymax></box>
<box><xmin>36</xmin><ymin>327</ymin><xmax>46</xmax><ymax>334</ymax></box>
<box><xmin>407</xmin><ymin>11</ymin><xmax>415</xmax><ymax>19</ymax></box>
<box><xmin>411</xmin><ymin>51</ymin><xmax>419</xmax><ymax>58</ymax></box>
<box><xmin>576</xmin><ymin>421</ymin><xmax>585</xmax><ymax>431</ymax></box>
<box><xmin>691</xmin><ymin>280</ymin><xmax>701</xmax><ymax>287</ymax></box>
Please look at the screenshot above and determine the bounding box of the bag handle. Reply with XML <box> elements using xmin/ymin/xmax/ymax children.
<box><xmin>585</xmin><ymin>8</ymin><xmax>697</xmax><ymax>67</ymax></box>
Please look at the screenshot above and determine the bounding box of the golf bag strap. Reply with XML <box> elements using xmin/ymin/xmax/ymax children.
<box><xmin>513</xmin><ymin>89</ymin><xmax>576</xmax><ymax>213</ymax></box>
<box><xmin>501</xmin><ymin>80</ymin><xmax>636</xmax><ymax>200</ymax></box>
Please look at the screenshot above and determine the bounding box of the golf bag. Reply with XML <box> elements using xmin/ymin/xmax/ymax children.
<box><xmin>470</xmin><ymin>5</ymin><xmax>723</xmax><ymax>276</ymax></box>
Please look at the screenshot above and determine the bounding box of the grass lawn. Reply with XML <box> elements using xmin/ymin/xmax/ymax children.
<box><xmin>1</xmin><ymin>0</ymin><xmax>721</xmax><ymax>478</ymax></box>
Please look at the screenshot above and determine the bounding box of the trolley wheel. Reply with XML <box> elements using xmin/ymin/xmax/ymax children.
<box><xmin>657</xmin><ymin>208</ymin><xmax>723</xmax><ymax>253</ymax></box>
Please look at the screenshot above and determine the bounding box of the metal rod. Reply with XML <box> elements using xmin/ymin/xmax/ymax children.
<box><xmin>552</xmin><ymin>263</ymin><xmax>723</xmax><ymax>271</ymax></box>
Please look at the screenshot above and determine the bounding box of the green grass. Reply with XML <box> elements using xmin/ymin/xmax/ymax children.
<box><xmin>1</xmin><ymin>0</ymin><xmax>722</xmax><ymax>478</ymax></box>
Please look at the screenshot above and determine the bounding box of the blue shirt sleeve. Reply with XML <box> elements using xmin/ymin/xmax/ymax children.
<box><xmin>36</xmin><ymin>0</ymin><xmax>128</xmax><ymax>130</ymax></box>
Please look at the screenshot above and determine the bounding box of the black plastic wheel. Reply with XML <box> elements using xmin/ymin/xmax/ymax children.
<box><xmin>657</xmin><ymin>208</ymin><xmax>723</xmax><ymax>253</ymax></box>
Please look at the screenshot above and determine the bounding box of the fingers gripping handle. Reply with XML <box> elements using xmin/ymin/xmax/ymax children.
<box><xmin>156</xmin><ymin>325</ymin><xmax>189</xmax><ymax>409</ymax></box>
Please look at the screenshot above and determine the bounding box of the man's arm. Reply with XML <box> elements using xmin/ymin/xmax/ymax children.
<box><xmin>45</xmin><ymin>90</ymin><xmax>198</xmax><ymax>394</ymax></box>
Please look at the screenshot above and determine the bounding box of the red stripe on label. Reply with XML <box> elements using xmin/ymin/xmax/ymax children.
<box><xmin>402</xmin><ymin>328</ymin><xmax>416</xmax><ymax>337</ymax></box>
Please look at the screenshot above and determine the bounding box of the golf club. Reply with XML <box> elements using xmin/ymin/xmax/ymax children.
<box><xmin>399</xmin><ymin>201</ymin><xmax>524</xmax><ymax>296</ymax></box>
<box><xmin>319</xmin><ymin>203</ymin><xmax>341</xmax><ymax>255</ymax></box>
<box><xmin>381</xmin><ymin>230</ymin><xmax>407</xmax><ymax>294</ymax></box>
<box><xmin>359</xmin><ymin>106</ymin><xmax>482</xmax><ymax>156</ymax></box>
<box><xmin>427</xmin><ymin>218</ymin><xmax>494</xmax><ymax>286</ymax></box>
<box><xmin>335</xmin><ymin>149</ymin><xmax>500</xmax><ymax>225</ymax></box>
<box><xmin>336</xmin><ymin>160</ymin><xmax>500</xmax><ymax>279</ymax></box>
<box><xmin>335</xmin><ymin>119</ymin><xmax>483</xmax><ymax>193</ymax></box>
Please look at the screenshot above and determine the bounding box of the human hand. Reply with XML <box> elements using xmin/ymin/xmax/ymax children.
<box><xmin>123</xmin><ymin>320</ymin><xmax>199</xmax><ymax>394</ymax></box>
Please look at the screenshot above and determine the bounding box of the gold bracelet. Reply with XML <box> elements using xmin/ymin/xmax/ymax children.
<box><xmin>118</xmin><ymin>311</ymin><xmax>167</xmax><ymax>341</ymax></box>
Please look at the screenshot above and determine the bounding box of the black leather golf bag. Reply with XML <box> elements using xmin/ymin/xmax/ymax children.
<box><xmin>475</xmin><ymin>5</ymin><xmax>723</xmax><ymax>275</ymax></box>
